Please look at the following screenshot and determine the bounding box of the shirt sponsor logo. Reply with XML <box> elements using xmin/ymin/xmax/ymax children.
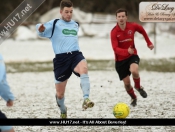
<box><xmin>62</xmin><ymin>29</ymin><xmax>77</xmax><ymax>35</ymax></box>
<box><xmin>119</xmin><ymin>38</ymin><xmax>132</xmax><ymax>42</ymax></box>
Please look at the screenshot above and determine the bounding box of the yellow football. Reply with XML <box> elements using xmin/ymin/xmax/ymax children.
<box><xmin>113</xmin><ymin>103</ymin><xmax>130</xmax><ymax>118</ymax></box>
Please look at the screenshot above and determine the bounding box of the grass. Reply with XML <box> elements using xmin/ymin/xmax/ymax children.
<box><xmin>5</xmin><ymin>58</ymin><xmax>175</xmax><ymax>73</ymax></box>
<box><xmin>139</xmin><ymin>58</ymin><xmax>175</xmax><ymax>72</ymax></box>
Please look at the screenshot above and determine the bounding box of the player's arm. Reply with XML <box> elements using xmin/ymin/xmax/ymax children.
<box><xmin>36</xmin><ymin>19</ymin><xmax>55</xmax><ymax>38</ymax></box>
<box><xmin>110</xmin><ymin>30</ymin><xmax>130</xmax><ymax>56</ymax></box>
<box><xmin>134</xmin><ymin>23</ymin><xmax>154</xmax><ymax>50</ymax></box>
<box><xmin>0</xmin><ymin>55</ymin><xmax>15</xmax><ymax>105</ymax></box>
<box><xmin>0</xmin><ymin>58</ymin><xmax>5</xmax><ymax>82</ymax></box>
<box><xmin>0</xmin><ymin>78</ymin><xmax>15</xmax><ymax>106</ymax></box>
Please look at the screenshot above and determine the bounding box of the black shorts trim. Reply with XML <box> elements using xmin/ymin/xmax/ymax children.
<box><xmin>115</xmin><ymin>55</ymin><xmax>140</xmax><ymax>80</ymax></box>
<box><xmin>53</xmin><ymin>51</ymin><xmax>85</xmax><ymax>82</ymax></box>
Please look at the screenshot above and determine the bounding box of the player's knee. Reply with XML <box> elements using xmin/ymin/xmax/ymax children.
<box><xmin>130</xmin><ymin>69</ymin><xmax>138</xmax><ymax>76</ymax></box>
<box><xmin>78</xmin><ymin>66</ymin><xmax>88</xmax><ymax>74</ymax></box>
<box><xmin>82</xmin><ymin>66</ymin><xmax>88</xmax><ymax>73</ymax></box>
<box><xmin>56</xmin><ymin>94</ymin><xmax>64</xmax><ymax>99</ymax></box>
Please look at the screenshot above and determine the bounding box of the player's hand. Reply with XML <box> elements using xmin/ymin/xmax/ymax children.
<box><xmin>148</xmin><ymin>45</ymin><xmax>154</xmax><ymax>50</ymax></box>
<box><xmin>38</xmin><ymin>24</ymin><xmax>45</xmax><ymax>32</ymax></box>
<box><xmin>128</xmin><ymin>45</ymin><xmax>134</xmax><ymax>54</ymax></box>
<box><xmin>6</xmin><ymin>100</ymin><xmax>13</xmax><ymax>107</ymax></box>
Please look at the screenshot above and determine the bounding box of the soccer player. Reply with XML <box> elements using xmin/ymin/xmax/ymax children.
<box><xmin>36</xmin><ymin>0</ymin><xmax>94</xmax><ymax>118</ymax></box>
<box><xmin>110</xmin><ymin>8</ymin><xmax>154</xmax><ymax>107</ymax></box>
<box><xmin>0</xmin><ymin>54</ymin><xmax>15</xmax><ymax>132</ymax></box>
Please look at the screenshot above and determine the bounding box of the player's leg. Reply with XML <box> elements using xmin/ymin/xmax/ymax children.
<box><xmin>0</xmin><ymin>111</ymin><xmax>15</xmax><ymax>132</ymax></box>
<box><xmin>74</xmin><ymin>60</ymin><xmax>89</xmax><ymax>99</ymax></box>
<box><xmin>55</xmin><ymin>80</ymin><xmax>68</xmax><ymax>118</ymax></box>
<box><xmin>74</xmin><ymin>59</ymin><xmax>94</xmax><ymax>110</ymax></box>
<box><xmin>122</xmin><ymin>76</ymin><xmax>137</xmax><ymax>107</ymax></box>
<box><xmin>115</xmin><ymin>59</ymin><xmax>137</xmax><ymax>107</ymax></box>
<box><xmin>130</xmin><ymin>61</ymin><xmax>147</xmax><ymax>98</ymax></box>
<box><xmin>130</xmin><ymin>63</ymin><xmax>140</xmax><ymax>87</ymax></box>
<box><xmin>53</xmin><ymin>53</ymin><xmax>72</xmax><ymax>118</ymax></box>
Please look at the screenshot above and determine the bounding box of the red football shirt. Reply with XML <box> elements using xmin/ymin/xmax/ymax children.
<box><xmin>110</xmin><ymin>22</ymin><xmax>152</xmax><ymax>61</ymax></box>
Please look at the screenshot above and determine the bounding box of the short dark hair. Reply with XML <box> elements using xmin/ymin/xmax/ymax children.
<box><xmin>116</xmin><ymin>8</ymin><xmax>128</xmax><ymax>16</ymax></box>
<box><xmin>60</xmin><ymin>0</ymin><xmax>73</xmax><ymax>10</ymax></box>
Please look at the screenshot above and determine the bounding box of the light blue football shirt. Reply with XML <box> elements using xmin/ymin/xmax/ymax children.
<box><xmin>36</xmin><ymin>19</ymin><xmax>80</xmax><ymax>54</ymax></box>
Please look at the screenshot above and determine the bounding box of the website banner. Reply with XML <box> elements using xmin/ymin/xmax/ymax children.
<box><xmin>0</xmin><ymin>0</ymin><xmax>45</xmax><ymax>44</ymax></box>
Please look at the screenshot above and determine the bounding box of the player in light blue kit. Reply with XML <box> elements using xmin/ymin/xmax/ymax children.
<box><xmin>0</xmin><ymin>54</ymin><xmax>15</xmax><ymax>132</ymax></box>
<box><xmin>36</xmin><ymin>0</ymin><xmax>94</xmax><ymax>118</ymax></box>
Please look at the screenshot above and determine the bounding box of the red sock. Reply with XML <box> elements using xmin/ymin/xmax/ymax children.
<box><xmin>127</xmin><ymin>88</ymin><xmax>136</xmax><ymax>99</ymax></box>
<box><xmin>133</xmin><ymin>78</ymin><xmax>140</xmax><ymax>89</ymax></box>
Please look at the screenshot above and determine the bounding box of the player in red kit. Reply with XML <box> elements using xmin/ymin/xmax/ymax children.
<box><xmin>110</xmin><ymin>8</ymin><xmax>154</xmax><ymax>107</ymax></box>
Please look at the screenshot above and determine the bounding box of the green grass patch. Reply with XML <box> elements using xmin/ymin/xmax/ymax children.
<box><xmin>5</xmin><ymin>58</ymin><xmax>175</xmax><ymax>73</ymax></box>
<box><xmin>139</xmin><ymin>58</ymin><xmax>175</xmax><ymax>72</ymax></box>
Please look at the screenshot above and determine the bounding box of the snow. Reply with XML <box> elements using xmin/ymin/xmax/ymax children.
<box><xmin>14</xmin><ymin>26</ymin><xmax>37</xmax><ymax>41</ymax></box>
<box><xmin>0</xmin><ymin>71</ymin><xmax>175</xmax><ymax>131</ymax></box>
<box><xmin>0</xmin><ymin>34</ymin><xmax>175</xmax><ymax>62</ymax></box>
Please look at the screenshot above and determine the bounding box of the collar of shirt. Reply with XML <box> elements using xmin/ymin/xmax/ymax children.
<box><xmin>116</xmin><ymin>22</ymin><xmax>129</xmax><ymax>32</ymax></box>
